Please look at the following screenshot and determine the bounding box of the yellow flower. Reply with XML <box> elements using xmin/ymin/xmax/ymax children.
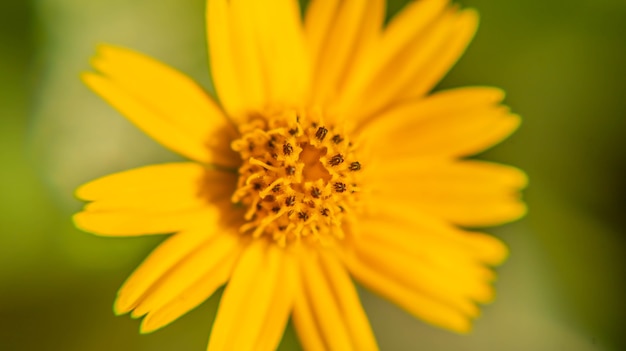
<box><xmin>75</xmin><ymin>0</ymin><xmax>526</xmax><ymax>350</ymax></box>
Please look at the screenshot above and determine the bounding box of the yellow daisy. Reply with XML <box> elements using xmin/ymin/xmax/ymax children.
<box><xmin>75</xmin><ymin>0</ymin><xmax>527</xmax><ymax>350</ymax></box>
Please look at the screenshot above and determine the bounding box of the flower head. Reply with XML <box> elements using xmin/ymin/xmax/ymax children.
<box><xmin>75</xmin><ymin>0</ymin><xmax>526</xmax><ymax>350</ymax></box>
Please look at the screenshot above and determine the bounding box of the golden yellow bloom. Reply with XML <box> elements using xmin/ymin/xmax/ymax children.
<box><xmin>75</xmin><ymin>0</ymin><xmax>526</xmax><ymax>350</ymax></box>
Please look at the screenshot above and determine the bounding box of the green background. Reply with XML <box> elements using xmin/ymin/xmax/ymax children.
<box><xmin>1</xmin><ymin>0</ymin><xmax>625</xmax><ymax>350</ymax></box>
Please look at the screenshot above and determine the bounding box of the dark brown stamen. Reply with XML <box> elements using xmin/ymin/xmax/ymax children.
<box><xmin>311</xmin><ymin>187</ymin><xmax>321</xmax><ymax>198</ymax></box>
<box><xmin>285</xmin><ymin>196</ymin><xmax>296</xmax><ymax>206</ymax></box>
<box><xmin>334</xmin><ymin>182</ymin><xmax>347</xmax><ymax>193</ymax></box>
<box><xmin>329</xmin><ymin>154</ymin><xmax>344</xmax><ymax>166</ymax></box>
<box><xmin>315</xmin><ymin>126</ymin><xmax>328</xmax><ymax>140</ymax></box>
<box><xmin>349</xmin><ymin>161</ymin><xmax>361</xmax><ymax>171</ymax></box>
<box><xmin>331</xmin><ymin>134</ymin><xmax>343</xmax><ymax>144</ymax></box>
<box><xmin>283</xmin><ymin>143</ymin><xmax>293</xmax><ymax>155</ymax></box>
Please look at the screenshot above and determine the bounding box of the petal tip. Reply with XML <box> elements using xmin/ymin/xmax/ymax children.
<box><xmin>72</xmin><ymin>212</ymin><xmax>90</xmax><ymax>233</ymax></box>
<box><xmin>113</xmin><ymin>297</ymin><xmax>131</xmax><ymax>316</ymax></box>
<box><xmin>80</xmin><ymin>71</ymin><xmax>105</xmax><ymax>90</ymax></box>
<box><xmin>139</xmin><ymin>315</ymin><xmax>162</xmax><ymax>334</ymax></box>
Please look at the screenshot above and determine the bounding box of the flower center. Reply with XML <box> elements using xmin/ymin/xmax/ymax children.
<box><xmin>231</xmin><ymin>108</ymin><xmax>363</xmax><ymax>247</ymax></box>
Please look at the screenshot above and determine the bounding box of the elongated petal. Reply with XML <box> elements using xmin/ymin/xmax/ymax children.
<box><xmin>73</xmin><ymin>207</ymin><xmax>221</xmax><ymax>236</ymax></box>
<box><xmin>114</xmin><ymin>229</ymin><xmax>220</xmax><ymax>315</ymax></box>
<box><xmin>208</xmin><ymin>0</ymin><xmax>309</xmax><ymax>117</ymax></box>
<box><xmin>304</xmin><ymin>0</ymin><xmax>338</xmax><ymax>67</ymax></box>
<box><xmin>114</xmin><ymin>230</ymin><xmax>241</xmax><ymax>333</ymax></box>
<box><xmin>353</xmin><ymin>235</ymin><xmax>482</xmax><ymax>316</ymax></box>
<box><xmin>293</xmin><ymin>285</ymin><xmax>326</xmax><ymax>351</ymax></box>
<box><xmin>74</xmin><ymin>163</ymin><xmax>238</xmax><ymax>236</ymax></box>
<box><xmin>140</xmin><ymin>247</ymin><xmax>238</xmax><ymax>333</ymax></box>
<box><xmin>358</xmin><ymin>87</ymin><xmax>520</xmax><ymax>159</ymax></box>
<box><xmin>226</xmin><ymin>0</ymin><xmax>268</xmax><ymax>110</ymax></box>
<box><xmin>368</xmin><ymin>160</ymin><xmax>527</xmax><ymax>226</ymax></box>
<box><xmin>319</xmin><ymin>252</ymin><xmax>378</xmax><ymax>351</ymax></box>
<box><xmin>359</xmin><ymin>206</ymin><xmax>508</xmax><ymax>265</ymax></box>
<box><xmin>402</xmin><ymin>10</ymin><xmax>479</xmax><ymax>100</ymax></box>
<box><xmin>343</xmin><ymin>218</ymin><xmax>506</xmax><ymax>333</ymax></box>
<box><xmin>342</xmin><ymin>248</ymin><xmax>473</xmax><ymax>333</ymax></box>
<box><xmin>129</xmin><ymin>233</ymin><xmax>241</xmax><ymax>324</ymax></box>
<box><xmin>339</xmin><ymin>4</ymin><xmax>479</xmax><ymax>122</ymax></box>
<box><xmin>84</xmin><ymin>45</ymin><xmax>238</xmax><ymax>167</ymax></box>
<box><xmin>338</xmin><ymin>0</ymin><xmax>447</xmax><ymax>111</ymax></box>
<box><xmin>306</xmin><ymin>0</ymin><xmax>385</xmax><ymax>106</ymax></box>
<box><xmin>254</xmin><ymin>252</ymin><xmax>298</xmax><ymax>351</ymax></box>
<box><xmin>356</xmin><ymin>221</ymin><xmax>498</xmax><ymax>296</ymax></box>
<box><xmin>356</xmin><ymin>218</ymin><xmax>502</xmax><ymax>290</ymax></box>
<box><xmin>293</xmin><ymin>249</ymin><xmax>377</xmax><ymax>351</ymax></box>
<box><xmin>206</xmin><ymin>0</ymin><xmax>246</xmax><ymax>117</ymax></box>
<box><xmin>245</xmin><ymin>0</ymin><xmax>309</xmax><ymax>107</ymax></box>
<box><xmin>207</xmin><ymin>241</ymin><xmax>294</xmax><ymax>351</ymax></box>
<box><xmin>298</xmin><ymin>251</ymin><xmax>353</xmax><ymax>351</ymax></box>
<box><xmin>76</xmin><ymin>163</ymin><xmax>235</xmax><ymax>204</ymax></box>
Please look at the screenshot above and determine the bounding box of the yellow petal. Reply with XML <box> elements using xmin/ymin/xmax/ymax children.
<box><xmin>306</xmin><ymin>0</ymin><xmax>385</xmax><ymax>106</ymax></box>
<box><xmin>73</xmin><ymin>207</ymin><xmax>220</xmax><ymax>236</ymax></box>
<box><xmin>360</xmin><ymin>207</ymin><xmax>509</xmax><ymax>266</ymax></box>
<box><xmin>368</xmin><ymin>160</ymin><xmax>527</xmax><ymax>226</ymax></box>
<box><xmin>356</xmin><ymin>86</ymin><xmax>505</xmax><ymax>136</ymax></box>
<box><xmin>298</xmin><ymin>250</ymin><xmax>354</xmax><ymax>351</ymax></box>
<box><xmin>339</xmin><ymin>6</ymin><xmax>479</xmax><ymax>122</ymax></box>
<box><xmin>355</xmin><ymin>221</ymin><xmax>499</xmax><ymax>301</ymax></box>
<box><xmin>358</xmin><ymin>87</ymin><xmax>520</xmax><ymax>159</ymax></box>
<box><xmin>338</xmin><ymin>0</ymin><xmax>448</xmax><ymax>112</ymax></box>
<box><xmin>226</xmin><ymin>0</ymin><xmax>268</xmax><ymax>111</ymax></box>
<box><xmin>76</xmin><ymin>163</ymin><xmax>235</xmax><ymax>208</ymax></box>
<box><xmin>355</xmin><ymin>219</ymin><xmax>499</xmax><ymax>303</ymax></box>
<box><xmin>136</xmin><ymin>234</ymin><xmax>242</xmax><ymax>332</ymax></box>
<box><xmin>293</xmin><ymin>287</ymin><xmax>326</xmax><ymax>351</ymax></box>
<box><xmin>208</xmin><ymin>0</ymin><xmax>309</xmax><ymax>117</ymax></box>
<box><xmin>207</xmin><ymin>241</ymin><xmax>293</xmax><ymax>351</ymax></box>
<box><xmin>304</xmin><ymin>0</ymin><xmax>339</xmax><ymax>69</ymax></box>
<box><xmin>74</xmin><ymin>163</ymin><xmax>239</xmax><ymax>236</ymax></box>
<box><xmin>319</xmin><ymin>252</ymin><xmax>379</xmax><ymax>351</ymax></box>
<box><xmin>85</xmin><ymin>45</ymin><xmax>238</xmax><ymax>167</ymax></box>
<box><xmin>382</xmin><ymin>0</ymin><xmax>450</xmax><ymax>60</ymax></box>
<box><xmin>341</xmin><ymin>248</ymin><xmax>473</xmax><ymax>334</ymax></box>
<box><xmin>129</xmin><ymin>233</ymin><xmax>239</xmax><ymax>318</ymax></box>
<box><xmin>254</xmin><ymin>251</ymin><xmax>298</xmax><ymax>351</ymax></box>
<box><xmin>140</xmin><ymin>249</ymin><xmax>237</xmax><ymax>333</ymax></box>
<box><xmin>352</xmin><ymin>230</ymin><xmax>488</xmax><ymax>313</ymax></box>
<box><xmin>337</xmin><ymin>0</ymin><xmax>448</xmax><ymax>116</ymax></box>
<box><xmin>403</xmin><ymin>9</ymin><xmax>479</xmax><ymax>99</ymax></box>
<box><xmin>206</xmin><ymin>0</ymin><xmax>246</xmax><ymax>117</ymax></box>
<box><xmin>114</xmin><ymin>229</ymin><xmax>219</xmax><ymax>316</ymax></box>
<box><xmin>245</xmin><ymin>0</ymin><xmax>310</xmax><ymax>107</ymax></box>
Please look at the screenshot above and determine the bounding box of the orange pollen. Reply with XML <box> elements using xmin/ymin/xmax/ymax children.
<box><xmin>230</xmin><ymin>108</ymin><xmax>363</xmax><ymax>247</ymax></box>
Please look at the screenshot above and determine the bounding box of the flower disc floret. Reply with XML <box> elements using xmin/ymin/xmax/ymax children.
<box><xmin>231</xmin><ymin>108</ymin><xmax>363</xmax><ymax>247</ymax></box>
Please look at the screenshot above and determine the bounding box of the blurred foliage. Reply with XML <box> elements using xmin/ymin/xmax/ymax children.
<box><xmin>1</xmin><ymin>0</ymin><xmax>625</xmax><ymax>350</ymax></box>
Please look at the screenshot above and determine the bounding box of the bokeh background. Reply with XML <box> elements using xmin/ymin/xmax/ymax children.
<box><xmin>2</xmin><ymin>0</ymin><xmax>625</xmax><ymax>350</ymax></box>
